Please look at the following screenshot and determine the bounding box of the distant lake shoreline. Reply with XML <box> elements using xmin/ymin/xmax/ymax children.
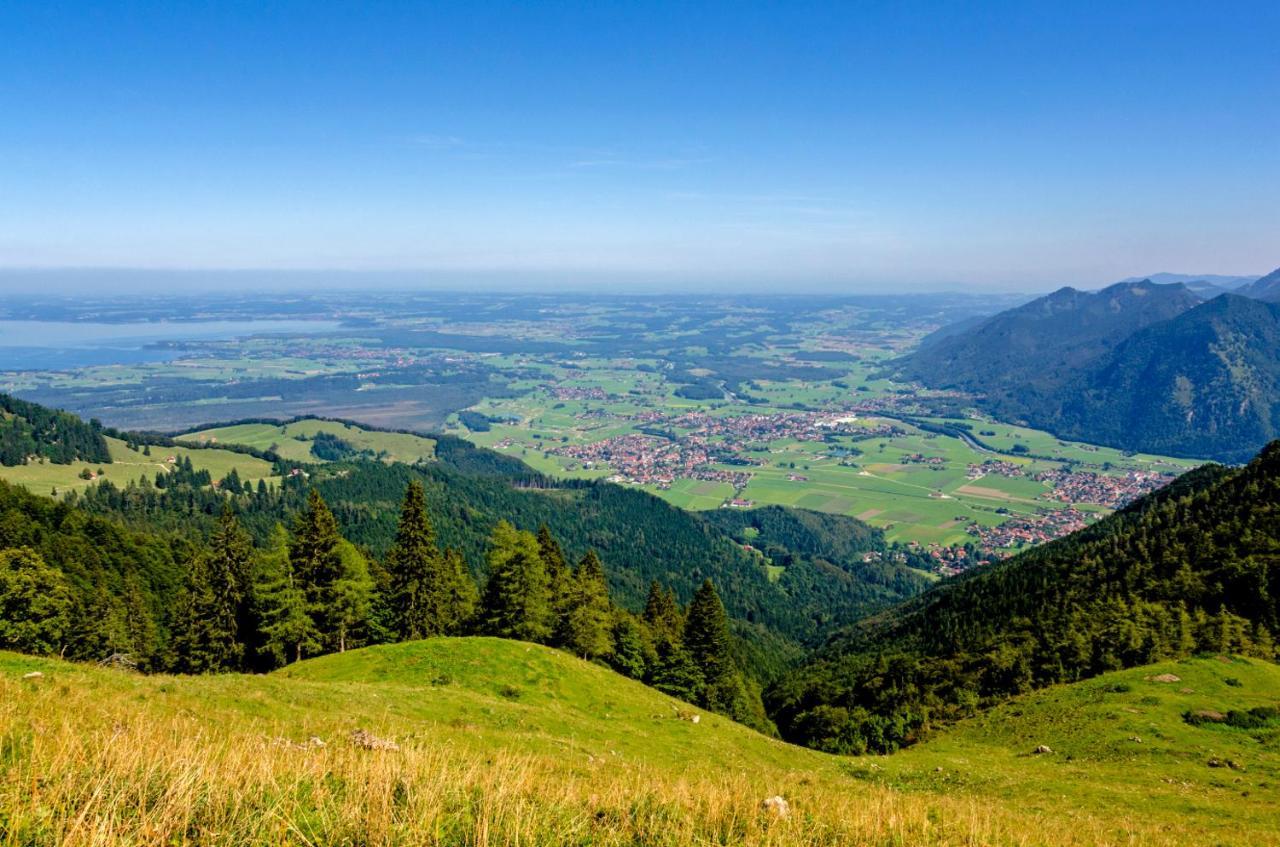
<box><xmin>0</xmin><ymin>318</ymin><xmax>342</xmax><ymax>370</ymax></box>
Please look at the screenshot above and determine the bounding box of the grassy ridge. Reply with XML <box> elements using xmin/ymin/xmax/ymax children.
<box><xmin>0</xmin><ymin>434</ymin><xmax>276</xmax><ymax>494</ymax></box>
<box><xmin>183</xmin><ymin>419</ymin><xmax>437</xmax><ymax>464</ymax></box>
<box><xmin>2</xmin><ymin>639</ymin><xmax>1278</xmax><ymax>845</ymax></box>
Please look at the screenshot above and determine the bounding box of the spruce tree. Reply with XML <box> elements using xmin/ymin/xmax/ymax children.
<box><xmin>683</xmin><ymin>579</ymin><xmax>734</xmax><ymax>677</ymax></box>
<box><xmin>651</xmin><ymin>639</ymin><xmax>703</xmax><ymax>702</ymax></box>
<box><xmin>208</xmin><ymin>508</ymin><xmax>255</xmax><ymax>661</ymax></box>
<box><xmin>537</xmin><ymin>523</ymin><xmax>570</xmax><ymax>617</ymax></box>
<box><xmin>609</xmin><ymin>612</ymin><xmax>653</xmax><ymax>679</ymax></box>
<box><xmin>289</xmin><ymin>489</ymin><xmax>346</xmax><ymax>651</ymax></box>
<box><xmin>479</xmin><ymin>521</ymin><xmax>552</xmax><ymax>642</ymax></box>
<box><xmin>386</xmin><ymin>481</ymin><xmax>445</xmax><ymax>639</ymax></box>
<box><xmin>169</xmin><ymin>552</ymin><xmax>242</xmax><ymax>673</ymax></box>
<box><xmin>558</xmin><ymin>550</ymin><xmax>613</xmax><ymax>660</ymax></box>
<box><xmin>682</xmin><ymin>578</ymin><xmax>747</xmax><ymax>712</ymax></box>
<box><xmin>643</xmin><ymin>580</ymin><xmax>684</xmax><ymax>646</ymax></box>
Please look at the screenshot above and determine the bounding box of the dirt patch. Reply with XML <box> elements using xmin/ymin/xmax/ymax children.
<box><xmin>856</xmin><ymin>509</ymin><xmax>884</xmax><ymax>520</ymax></box>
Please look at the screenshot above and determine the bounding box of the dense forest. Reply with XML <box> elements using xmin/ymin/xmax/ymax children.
<box><xmin>0</xmin><ymin>393</ymin><xmax>111</xmax><ymax>466</ymax></box>
<box><xmin>67</xmin><ymin>434</ymin><xmax>924</xmax><ymax>667</ymax></box>
<box><xmin>768</xmin><ymin>441</ymin><xmax>1280</xmax><ymax>753</ymax></box>
<box><xmin>0</xmin><ymin>474</ymin><xmax>772</xmax><ymax>730</ymax></box>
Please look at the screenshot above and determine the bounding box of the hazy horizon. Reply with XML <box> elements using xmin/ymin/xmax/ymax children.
<box><xmin>1</xmin><ymin>266</ymin><xmax>1270</xmax><ymax>298</ymax></box>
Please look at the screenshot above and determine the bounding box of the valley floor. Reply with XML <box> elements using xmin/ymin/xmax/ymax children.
<box><xmin>2</xmin><ymin>640</ymin><xmax>1277</xmax><ymax>846</ymax></box>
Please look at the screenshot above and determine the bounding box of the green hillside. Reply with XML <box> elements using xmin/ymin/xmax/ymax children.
<box><xmin>0</xmin><ymin>434</ymin><xmax>277</xmax><ymax>495</ymax></box>
<box><xmin>0</xmin><ymin>392</ymin><xmax>110</xmax><ymax>466</ymax></box>
<box><xmin>183</xmin><ymin>418</ymin><xmax>437</xmax><ymax>465</ymax></box>
<box><xmin>3</xmin><ymin>640</ymin><xmax>1277</xmax><ymax>845</ymax></box>
<box><xmin>865</xmin><ymin>656</ymin><xmax>1280</xmax><ymax>844</ymax></box>
<box><xmin>1055</xmin><ymin>294</ymin><xmax>1280</xmax><ymax>462</ymax></box>
<box><xmin>770</xmin><ymin>440</ymin><xmax>1280</xmax><ymax>753</ymax></box>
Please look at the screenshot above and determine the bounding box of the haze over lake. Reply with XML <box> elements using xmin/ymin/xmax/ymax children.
<box><xmin>0</xmin><ymin>319</ymin><xmax>342</xmax><ymax>369</ymax></box>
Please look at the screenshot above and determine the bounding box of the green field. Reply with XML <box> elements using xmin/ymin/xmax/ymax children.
<box><xmin>183</xmin><ymin>419</ymin><xmax>437</xmax><ymax>465</ymax></box>
<box><xmin>3</xmin><ymin>639</ymin><xmax>1277</xmax><ymax>845</ymax></box>
<box><xmin>0</xmin><ymin>435</ymin><xmax>277</xmax><ymax>496</ymax></box>
<box><xmin>453</xmin><ymin>364</ymin><xmax>1206</xmax><ymax>546</ymax></box>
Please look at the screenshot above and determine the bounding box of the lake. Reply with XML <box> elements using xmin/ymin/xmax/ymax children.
<box><xmin>0</xmin><ymin>319</ymin><xmax>342</xmax><ymax>369</ymax></box>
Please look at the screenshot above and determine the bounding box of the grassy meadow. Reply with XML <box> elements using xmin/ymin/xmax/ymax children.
<box><xmin>0</xmin><ymin>435</ymin><xmax>277</xmax><ymax>496</ymax></box>
<box><xmin>182</xmin><ymin>419</ymin><xmax>437</xmax><ymax>465</ymax></box>
<box><xmin>2</xmin><ymin>639</ymin><xmax>1277</xmax><ymax>846</ymax></box>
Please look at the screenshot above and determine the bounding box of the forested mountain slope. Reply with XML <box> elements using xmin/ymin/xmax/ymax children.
<box><xmin>0</xmin><ymin>397</ymin><xmax>928</xmax><ymax>690</ymax></box>
<box><xmin>0</xmin><ymin>393</ymin><xmax>111</xmax><ymax>466</ymax></box>
<box><xmin>900</xmin><ymin>282</ymin><xmax>1280</xmax><ymax>461</ymax></box>
<box><xmin>768</xmin><ymin>439</ymin><xmax>1280</xmax><ymax>753</ymax></box>
<box><xmin>1054</xmin><ymin>294</ymin><xmax>1280</xmax><ymax>462</ymax></box>
<box><xmin>74</xmin><ymin>442</ymin><xmax>919</xmax><ymax>655</ymax></box>
<box><xmin>898</xmin><ymin>280</ymin><xmax>1201</xmax><ymax>419</ymax></box>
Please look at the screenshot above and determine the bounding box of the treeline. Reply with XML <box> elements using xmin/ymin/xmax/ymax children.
<box><xmin>767</xmin><ymin>442</ymin><xmax>1280</xmax><ymax>754</ymax></box>
<box><xmin>0</xmin><ymin>393</ymin><xmax>111</xmax><ymax>466</ymax></box>
<box><xmin>69</xmin><ymin>448</ymin><xmax>917</xmax><ymax>658</ymax></box>
<box><xmin>0</xmin><ymin>477</ymin><xmax>770</xmax><ymax>731</ymax></box>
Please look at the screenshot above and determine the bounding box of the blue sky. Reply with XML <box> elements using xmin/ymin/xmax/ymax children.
<box><xmin>1</xmin><ymin>1</ymin><xmax>1277</xmax><ymax>292</ymax></box>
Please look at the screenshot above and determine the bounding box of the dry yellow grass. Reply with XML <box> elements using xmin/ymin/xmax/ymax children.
<box><xmin>2</xmin><ymin>644</ymin><xmax>1272</xmax><ymax>847</ymax></box>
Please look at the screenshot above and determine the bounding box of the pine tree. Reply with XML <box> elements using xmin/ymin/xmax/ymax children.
<box><xmin>289</xmin><ymin>489</ymin><xmax>346</xmax><ymax>651</ymax></box>
<box><xmin>386</xmin><ymin>481</ymin><xmax>445</xmax><ymax>639</ymax></box>
<box><xmin>558</xmin><ymin>550</ymin><xmax>614</xmax><ymax>660</ymax></box>
<box><xmin>479</xmin><ymin>521</ymin><xmax>552</xmax><ymax>642</ymax></box>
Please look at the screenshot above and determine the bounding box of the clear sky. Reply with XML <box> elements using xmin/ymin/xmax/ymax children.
<box><xmin>1</xmin><ymin>1</ymin><xmax>1277</xmax><ymax>292</ymax></box>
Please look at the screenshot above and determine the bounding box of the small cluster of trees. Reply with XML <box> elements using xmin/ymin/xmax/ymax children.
<box><xmin>0</xmin><ymin>479</ymin><xmax>765</xmax><ymax>728</ymax></box>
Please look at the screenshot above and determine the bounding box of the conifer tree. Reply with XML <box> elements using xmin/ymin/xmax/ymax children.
<box><xmin>537</xmin><ymin>523</ymin><xmax>570</xmax><ymax>616</ymax></box>
<box><xmin>208</xmin><ymin>508</ymin><xmax>255</xmax><ymax>657</ymax></box>
<box><xmin>479</xmin><ymin>521</ymin><xmax>552</xmax><ymax>642</ymax></box>
<box><xmin>386</xmin><ymin>481</ymin><xmax>445</xmax><ymax>639</ymax></box>
<box><xmin>169</xmin><ymin>551</ymin><xmax>242</xmax><ymax>673</ymax></box>
<box><xmin>0</xmin><ymin>548</ymin><xmax>73</xmax><ymax>656</ymax></box>
<box><xmin>683</xmin><ymin>579</ymin><xmax>734</xmax><ymax>677</ymax></box>
<box><xmin>440</xmin><ymin>547</ymin><xmax>478</xmax><ymax>634</ymax></box>
<box><xmin>258</xmin><ymin>524</ymin><xmax>320</xmax><ymax>665</ymax></box>
<box><xmin>558</xmin><ymin>549</ymin><xmax>613</xmax><ymax>660</ymax></box>
<box><xmin>289</xmin><ymin>489</ymin><xmax>346</xmax><ymax>649</ymax></box>
<box><xmin>332</xmin><ymin>540</ymin><xmax>374</xmax><ymax>653</ymax></box>
<box><xmin>651</xmin><ymin>638</ymin><xmax>703</xmax><ymax>702</ymax></box>
<box><xmin>643</xmin><ymin>580</ymin><xmax>684</xmax><ymax>646</ymax></box>
<box><xmin>609</xmin><ymin>612</ymin><xmax>653</xmax><ymax>679</ymax></box>
<box><xmin>682</xmin><ymin>578</ymin><xmax>748</xmax><ymax>712</ymax></box>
